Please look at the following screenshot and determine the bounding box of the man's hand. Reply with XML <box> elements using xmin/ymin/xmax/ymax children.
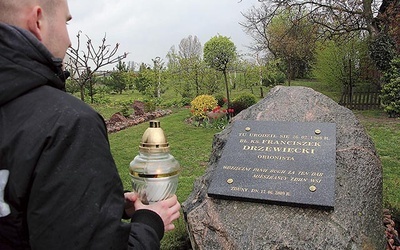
<box><xmin>134</xmin><ymin>195</ymin><xmax>181</xmax><ymax>232</ymax></box>
<box><xmin>124</xmin><ymin>192</ymin><xmax>139</xmax><ymax>218</ymax></box>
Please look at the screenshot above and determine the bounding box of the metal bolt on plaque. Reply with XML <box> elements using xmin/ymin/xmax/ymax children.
<box><xmin>129</xmin><ymin>120</ymin><xmax>180</xmax><ymax>204</ymax></box>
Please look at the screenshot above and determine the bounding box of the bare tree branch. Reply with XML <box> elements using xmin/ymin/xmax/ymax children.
<box><xmin>65</xmin><ymin>32</ymin><xmax>128</xmax><ymax>102</ymax></box>
<box><xmin>240</xmin><ymin>0</ymin><xmax>388</xmax><ymax>55</ymax></box>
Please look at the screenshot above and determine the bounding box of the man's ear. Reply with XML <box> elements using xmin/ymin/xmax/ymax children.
<box><xmin>26</xmin><ymin>6</ymin><xmax>44</xmax><ymax>41</ymax></box>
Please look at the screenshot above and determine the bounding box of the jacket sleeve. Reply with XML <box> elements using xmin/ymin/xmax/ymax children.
<box><xmin>128</xmin><ymin>210</ymin><xmax>165</xmax><ymax>249</ymax></box>
<box><xmin>26</xmin><ymin>94</ymin><xmax>163</xmax><ymax>249</ymax></box>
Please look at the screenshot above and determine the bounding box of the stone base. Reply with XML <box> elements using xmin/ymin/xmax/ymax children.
<box><xmin>183</xmin><ymin>86</ymin><xmax>385</xmax><ymax>250</ymax></box>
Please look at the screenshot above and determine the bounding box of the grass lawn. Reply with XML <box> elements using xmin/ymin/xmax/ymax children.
<box><xmin>92</xmin><ymin>81</ymin><xmax>399</xmax><ymax>249</ymax></box>
<box><xmin>354</xmin><ymin>110</ymin><xmax>400</xmax><ymax>215</ymax></box>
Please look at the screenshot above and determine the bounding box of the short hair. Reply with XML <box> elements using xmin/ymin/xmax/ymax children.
<box><xmin>0</xmin><ymin>0</ymin><xmax>59</xmax><ymax>25</ymax></box>
<box><xmin>0</xmin><ymin>0</ymin><xmax>22</xmax><ymax>24</ymax></box>
<box><xmin>40</xmin><ymin>0</ymin><xmax>58</xmax><ymax>15</ymax></box>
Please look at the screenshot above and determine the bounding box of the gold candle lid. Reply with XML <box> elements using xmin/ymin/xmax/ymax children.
<box><xmin>139</xmin><ymin>120</ymin><xmax>170</xmax><ymax>153</ymax></box>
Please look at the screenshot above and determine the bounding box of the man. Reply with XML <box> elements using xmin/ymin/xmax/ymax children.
<box><xmin>0</xmin><ymin>0</ymin><xmax>181</xmax><ymax>249</ymax></box>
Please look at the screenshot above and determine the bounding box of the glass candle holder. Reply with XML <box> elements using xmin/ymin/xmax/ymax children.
<box><xmin>129</xmin><ymin>120</ymin><xmax>180</xmax><ymax>204</ymax></box>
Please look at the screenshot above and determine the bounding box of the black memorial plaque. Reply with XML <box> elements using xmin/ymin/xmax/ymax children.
<box><xmin>208</xmin><ymin>120</ymin><xmax>336</xmax><ymax>209</ymax></box>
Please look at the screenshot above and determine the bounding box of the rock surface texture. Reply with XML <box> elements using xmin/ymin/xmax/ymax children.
<box><xmin>183</xmin><ymin>86</ymin><xmax>385</xmax><ymax>250</ymax></box>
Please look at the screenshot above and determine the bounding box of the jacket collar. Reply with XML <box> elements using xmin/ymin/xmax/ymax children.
<box><xmin>0</xmin><ymin>22</ymin><xmax>66</xmax><ymax>106</ymax></box>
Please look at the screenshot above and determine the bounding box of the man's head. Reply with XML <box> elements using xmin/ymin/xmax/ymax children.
<box><xmin>0</xmin><ymin>0</ymin><xmax>72</xmax><ymax>59</ymax></box>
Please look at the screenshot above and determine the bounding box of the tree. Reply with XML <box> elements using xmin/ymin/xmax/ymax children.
<box><xmin>107</xmin><ymin>61</ymin><xmax>130</xmax><ymax>94</ymax></box>
<box><xmin>152</xmin><ymin>57</ymin><xmax>165</xmax><ymax>98</ymax></box>
<box><xmin>202</xmin><ymin>67</ymin><xmax>224</xmax><ymax>95</ymax></box>
<box><xmin>179</xmin><ymin>35</ymin><xmax>202</xmax><ymax>60</ymax></box>
<box><xmin>134</xmin><ymin>59</ymin><xmax>167</xmax><ymax>99</ymax></box>
<box><xmin>65</xmin><ymin>31</ymin><xmax>127</xmax><ymax>102</ymax></box>
<box><xmin>204</xmin><ymin>35</ymin><xmax>237</xmax><ymax>108</ymax></box>
<box><xmin>179</xmin><ymin>35</ymin><xmax>203</xmax><ymax>96</ymax></box>
<box><xmin>241</xmin><ymin>0</ymin><xmax>398</xmax><ymax>70</ymax></box>
<box><xmin>166</xmin><ymin>46</ymin><xmax>180</xmax><ymax>70</ymax></box>
<box><xmin>135</xmin><ymin>63</ymin><xmax>153</xmax><ymax>96</ymax></box>
<box><xmin>380</xmin><ymin>56</ymin><xmax>400</xmax><ymax>117</ymax></box>
<box><xmin>388</xmin><ymin>4</ymin><xmax>400</xmax><ymax>53</ymax></box>
<box><xmin>242</xmin><ymin>0</ymin><xmax>392</xmax><ymax>40</ymax></box>
<box><xmin>167</xmin><ymin>35</ymin><xmax>204</xmax><ymax>98</ymax></box>
<box><xmin>369</xmin><ymin>33</ymin><xmax>397</xmax><ymax>72</ymax></box>
<box><xmin>266</xmin><ymin>9</ymin><xmax>318</xmax><ymax>85</ymax></box>
<box><xmin>313</xmin><ymin>37</ymin><xmax>371</xmax><ymax>93</ymax></box>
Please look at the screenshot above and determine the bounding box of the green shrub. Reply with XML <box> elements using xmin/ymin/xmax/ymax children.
<box><xmin>115</xmin><ymin>100</ymin><xmax>133</xmax><ymax>117</ymax></box>
<box><xmin>263</xmin><ymin>58</ymin><xmax>286</xmax><ymax>87</ymax></box>
<box><xmin>143</xmin><ymin>99</ymin><xmax>156</xmax><ymax>112</ymax></box>
<box><xmin>369</xmin><ymin>34</ymin><xmax>396</xmax><ymax>72</ymax></box>
<box><xmin>65</xmin><ymin>78</ymin><xmax>80</xmax><ymax>94</ymax></box>
<box><xmin>92</xmin><ymin>86</ymin><xmax>112</xmax><ymax>105</ymax></box>
<box><xmin>92</xmin><ymin>95</ymin><xmax>111</xmax><ymax>105</ymax></box>
<box><xmin>161</xmin><ymin>97</ymin><xmax>191</xmax><ymax>108</ymax></box>
<box><xmin>190</xmin><ymin>95</ymin><xmax>218</xmax><ymax>119</ymax></box>
<box><xmin>181</xmin><ymin>97</ymin><xmax>192</xmax><ymax>107</ymax></box>
<box><xmin>230</xmin><ymin>93</ymin><xmax>257</xmax><ymax>115</ymax></box>
<box><xmin>380</xmin><ymin>57</ymin><xmax>400</xmax><ymax>117</ymax></box>
<box><xmin>263</xmin><ymin>72</ymin><xmax>286</xmax><ymax>87</ymax></box>
<box><xmin>161</xmin><ymin>98</ymin><xmax>179</xmax><ymax>108</ymax></box>
<box><xmin>214</xmin><ymin>94</ymin><xmax>227</xmax><ymax>107</ymax></box>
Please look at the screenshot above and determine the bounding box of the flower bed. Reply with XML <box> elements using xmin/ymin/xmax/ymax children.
<box><xmin>105</xmin><ymin>110</ymin><xmax>172</xmax><ymax>133</ymax></box>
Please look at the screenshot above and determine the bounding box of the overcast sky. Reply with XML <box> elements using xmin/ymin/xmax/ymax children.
<box><xmin>67</xmin><ymin>0</ymin><xmax>259</xmax><ymax>68</ymax></box>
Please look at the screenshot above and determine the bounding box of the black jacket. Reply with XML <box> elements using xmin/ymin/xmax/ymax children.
<box><xmin>0</xmin><ymin>23</ymin><xmax>163</xmax><ymax>249</ymax></box>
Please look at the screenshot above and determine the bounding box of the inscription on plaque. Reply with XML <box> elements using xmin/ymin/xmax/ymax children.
<box><xmin>207</xmin><ymin>120</ymin><xmax>336</xmax><ymax>209</ymax></box>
